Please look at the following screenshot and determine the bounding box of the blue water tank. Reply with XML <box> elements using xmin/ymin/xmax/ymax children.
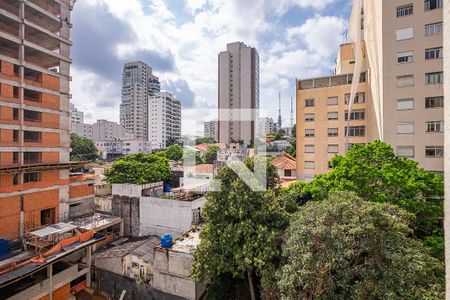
<box><xmin>160</xmin><ymin>235</ymin><xmax>172</xmax><ymax>248</ymax></box>
<box><xmin>0</xmin><ymin>239</ymin><xmax>8</xmax><ymax>257</ymax></box>
<box><xmin>163</xmin><ymin>182</ymin><xmax>172</xmax><ymax>193</ymax></box>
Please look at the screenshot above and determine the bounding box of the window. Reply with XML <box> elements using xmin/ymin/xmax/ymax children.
<box><xmin>397</xmin><ymin>146</ymin><xmax>415</xmax><ymax>157</ymax></box>
<box><xmin>24</xmin><ymin>110</ymin><xmax>41</xmax><ymax>122</ymax></box>
<box><xmin>24</xmin><ymin>172</ymin><xmax>41</xmax><ymax>183</ymax></box>
<box><xmin>425</xmin><ymin>72</ymin><xmax>443</xmax><ymax>85</ymax></box>
<box><xmin>396</xmin><ymin>27</ymin><xmax>414</xmax><ymax>40</ymax></box>
<box><xmin>345</xmin><ymin>93</ymin><xmax>365</xmax><ymax>104</ymax></box>
<box><xmin>397</xmin><ymin>75</ymin><xmax>414</xmax><ymax>87</ymax></box>
<box><xmin>425</xmin><ymin>47</ymin><xmax>443</xmax><ymax>60</ymax></box>
<box><xmin>328</xmin><ymin>128</ymin><xmax>339</xmax><ymax>137</ymax></box>
<box><xmin>425</xmin><ymin>22</ymin><xmax>443</xmax><ymax>36</ymax></box>
<box><xmin>304</xmin><ymin>161</ymin><xmax>315</xmax><ymax>169</ymax></box>
<box><xmin>425</xmin><ymin>96</ymin><xmax>444</xmax><ymax>108</ymax></box>
<box><xmin>13</xmin><ymin>108</ymin><xmax>19</xmax><ymax>120</ymax></box>
<box><xmin>397</xmin><ymin>98</ymin><xmax>414</xmax><ymax>110</ymax></box>
<box><xmin>23</xmin><ymin>89</ymin><xmax>41</xmax><ymax>102</ymax></box>
<box><xmin>328</xmin><ymin>144</ymin><xmax>339</xmax><ymax>153</ymax></box>
<box><xmin>304</xmin><ymin>113</ymin><xmax>315</xmax><ymax>122</ymax></box>
<box><xmin>13</xmin><ymin>152</ymin><xmax>19</xmax><ymax>164</ymax></box>
<box><xmin>345</xmin><ymin>126</ymin><xmax>365</xmax><ymax>137</ymax></box>
<box><xmin>328</xmin><ymin>112</ymin><xmax>338</xmax><ymax>121</ymax></box>
<box><xmin>305</xmin><ymin>98</ymin><xmax>314</xmax><ymax>107</ymax></box>
<box><xmin>24</xmin><ymin>131</ymin><xmax>41</xmax><ymax>143</ymax></box>
<box><xmin>397</xmin><ymin>122</ymin><xmax>415</xmax><ymax>134</ymax></box>
<box><xmin>397</xmin><ymin>5</ymin><xmax>413</xmax><ymax>17</ymax></box>
<box><xmin>424</xmin><ymin>0</ymin><xmax>442</xmax><ymax>11</ymax></box>
<box><xmin>305</xmin><ymin>129</ymin><xmax>315</xmax><ymax>137</ymax></box>
<box><xmin>24</xmin><ymin>152</ymin><xmax>41</xmax><ymax>164</ymax></box>
<box><xmin>397</xmin><ymin>51</ymin><xmax>414</xmax><ymax>63</ymax></box>
<box><xmin>327</xmin><ymin>97</ymin><xmax>338</xmax><ymax>105</ymax></box>
<box><xmin>345</xmin><ymin>110</ymin><xmax>365</xmax><ymax>120</ymax></box>
<box><xmin>284</xmin><ymin>170</ymin><xmax>293</xmax><ymax>177</ymax></box>
<box><xmin>426</xmin><ymin>121</ymin><xmax>443</xmax><ymax>133</ymax></box>
<box><xmin>426</xmin><ymin>146</ymin><xmax>443</xmax><ymax>157</ymax></box>
<box><xmin>12</xmin><ymin>173</ymin><xmax>19</xmax><ymax>185</ymax></box>
<box><xmin>305</xmin><ymin>145</ymin><xmax>315</xmax><ymax>153</ymax></box>
<box><xmin>13</xmin><ymin>130</ymin><xmax>19</xmax><ymax>142</ymax></box>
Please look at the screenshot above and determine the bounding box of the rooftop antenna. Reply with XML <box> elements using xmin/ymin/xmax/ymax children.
<box><xmin>277</xmin><ymin>92</ymin><xmax>282</xmax><ymax>130</ymax></box>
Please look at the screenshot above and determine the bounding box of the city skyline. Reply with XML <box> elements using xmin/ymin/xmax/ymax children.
<box><xmin>70</xmin><ymin>0</ymin><xmax>352</xmax><ymax>135</ymax></box>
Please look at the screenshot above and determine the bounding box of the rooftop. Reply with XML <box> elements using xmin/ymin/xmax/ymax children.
<box><xmin>272</xmin><ymin>153</ymin><xmax>296</xmax><ymax>170</ymax></box>
<box><xmin>297</xmin><ymin>72</ymin><xmax>367</xmax><ymax>90</ymax></box>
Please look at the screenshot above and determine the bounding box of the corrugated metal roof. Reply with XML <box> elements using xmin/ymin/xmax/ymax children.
<box><xmin>130</xmin><ymin>236</ymin><xmax>160</xmax><ymax>263</ymax></box>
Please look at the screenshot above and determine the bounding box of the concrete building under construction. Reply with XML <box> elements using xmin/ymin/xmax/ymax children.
<box><xmin>0</xmin><ymin>0</ymin><xmax>95</xmax><ymax>241</ymax></box>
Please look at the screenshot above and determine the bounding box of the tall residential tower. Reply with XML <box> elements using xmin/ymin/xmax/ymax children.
<box><xmin>218</xmin><ymin>42</ymin><xmax>259</xmax><ymax>145</ymax></box>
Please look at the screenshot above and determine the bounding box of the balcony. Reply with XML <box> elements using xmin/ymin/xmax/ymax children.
<box><xmin>298</xmin><ymin>72</ymin><xmax>367</xmax><ymax>90</ymax></box>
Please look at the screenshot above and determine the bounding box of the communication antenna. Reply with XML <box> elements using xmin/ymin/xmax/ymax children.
<box><xmin>277</xmin><ymin>92</ymin><xmax>282</xmax><ymax>130</ymax></box>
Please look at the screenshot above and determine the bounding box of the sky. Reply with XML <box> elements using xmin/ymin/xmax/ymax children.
<box><xmin>71</xmin><ymin>0</ymin><xmax>352</xmax><ymax>135</ymax></box>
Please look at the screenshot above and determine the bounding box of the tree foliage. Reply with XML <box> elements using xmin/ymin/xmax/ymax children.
<box><xmin>192</xmin><ymin>158</ymin><xmax>288</xmax><ymax>298</ymax></box>
<box><xmin>203</xmin><ymin>145</ymin><xmax>219</xmax><ymax>164</ymax></box>
<box><xmin>277</xmin><ymin>192</ymin><xmax>444</xmax><ymax>300</ymax></box>
<box><xmin>164</xmin><ymin>145</ymin><xmax>184</xmax><ymax>161</ymax></box>
<box><xmin>70</xmin><ymin>133</ymin><xmax>99</xmax><ymax>161</ymax></box>
<box><xmin>196</xmin><ymin>136</ymin><xmax>216</xmax><ymax>145</ymax></box>
<box><xmin>286</xmin><ymin>125</ymin><xmax>296</xmax><ymax>158</ymax></box>
<box><xmin>104</xmin><ymin>153</ymin><xmax>170</xmax><ymax>184</ymax></box>
<box><xmin>287</xmin><ymin>141</ymin><xmax>444</xmax><ymax>257</ymax></box>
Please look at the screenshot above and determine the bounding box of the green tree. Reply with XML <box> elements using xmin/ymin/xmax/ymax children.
<box><xmin>166</xmin><ymin>136</ymin><xmax>180</xmax><ymax>147</ymax></box>
<box><xmin>192</xmin><ymin>158</ymin><xmax>288</xmax><ymax>300</ymax></box>
<box><xmin>104</xmin><ymin>153</ymin><xmax>170</xmax><ymax>184</ymax></box>
<box><xmin>286</xmin><ymin>125</ymin><xmax>296</xmax><ymax>157</ymax></box>
<box><xmin>70</xmin><ymin>133</ymin><xmax>99</xmax><ymax>161</ymax></box>
<box><xmin>196</xmin><ymin>136</ymin><xmax>216</xmax><ymax>144</ymax></box>
<box><xmin>203</xmin><ymin>145</ymin><xmax>218</xmax><ymax>164</ymax></box>
<box><xmin>292</xmin><ymin>141</ymin><xmax>444</xmax><ymax>258</ymax></box>
<box><xmin>165</xmin><ymin>145</ymin><xmax>184</xmax><ymax>161</ymax></box>
<box><xmin>277</xmin><ymin>192</ymin><xmax>444</xmax><ymax>300</ymax></box>
<box><xmin>184</xmin><ymin>148</ymin><xmax>203</xmax><ymax>164</ymax></box>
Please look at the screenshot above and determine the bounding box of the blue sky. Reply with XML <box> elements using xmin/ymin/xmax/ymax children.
<box><xmin>71</xmin><ymin>0</ymin><xmax>352</xmax><ymax>135</ymax></box>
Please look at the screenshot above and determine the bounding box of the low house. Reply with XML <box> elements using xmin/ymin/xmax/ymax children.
<box><xmin>272</xmin><ymin>152</ymin><xmax>297</xmax><ymax>180</ymax></box>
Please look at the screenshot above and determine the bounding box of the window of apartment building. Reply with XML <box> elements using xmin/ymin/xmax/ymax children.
<box><xmin>397</xmin><ymin>51</ymin><xmax>414</xmax><ymax>63</ymax></box>
<box><xmin>328</xmin><ymin>128</ymin><xmax>339</xmax><ymax>137</ymax></box>
<box><xmin>425</xmin><ymin>22</ymin><xmax>443</xmax><ymax>36</ymax></box>
<box><xmin>304</xmin><ymin>113</ymin><xmax>315</xmax><ymax>122</ymax></box>
<box><xmin>328</xmin><ymin>144</ymin><xmax>339</xmax><ymax>153</ymax></box>
<box><xmin>305</xmin><ymin>129</ymin><xmax>315</xmax><ymax>137</ymax></box>
<box><xmin>24</xmin><ymin>131</ymin><xmax>41</xmax><ymax>143</ymax></box>
<box><xmin>304</xmin><ymin>161</ymin><xmax>315</xmax><ymax>169</ymax></box>
<box><xmin>425</xmin><ymin>47</ymin><xmax>443</xmax><ymax>60</ymax></box>
<box><xmin>396</xmin><ymin>27</ymin><xmax>414</xmax><ymax>40</ymax></box>
<box><xmin>13</xmin><ymin>130</ymin><xmax>19</xmax><ymax>142</ymax></box>
<box><xmin>23</xmin><ymin>172</ymin><xmax>41</xmax><ymax>183</ymax></box>
<box><xmin>12</xmin><ymin>173</ymin><xmax>19</xmax><ymax>185</ymax></box>
<box><xmin>397</xmin><ymin>146</ymin><xmax>415</xmax><ymax>157</ymax></box>
<box><xmin>327</xmin><ymin>96</ymin><xmax>338</xmax><ymax>105</ymax></box>
<box><xmin>425</xmin><ymin>96</ymin><xmax>444</xmax><ymax>108</ymax></box>
<box><xmin>345</xmin><ymin>126</ymin><xmax>366</xmax><ymax>137</ymax></box>
<box><xmin>23</xmin><ymin>152</ymin><xmax>41</xmax><ymax>164</ymax></box>
<box><xmin>345</xmin><ymin>109</ymin><xmax>365</xmax><ymax>120</ymax></box>
<box><xmin>13</xmin><ymin>86</ymin><xmax>19</xmax><ymax>99</ymax></box>
<box><xmin>305</xmin><ymin>98</ymin><xmax>314</xmax><ymax>107</ymax></box>
<box><xmin>426</xmin><ymin>120</ymin><xmax>444</xmax><ymax>133</ymax></box>
<box><xmin>425</xmin><ymin>72</ymin><xmax>443</xmax><ymax>85</ymax></box>
<box><xmin>13</xmin><ymin>108</ymin><xmax>19</xmax><ymax>120</ymax></box>
<box><xmin>345</xmin><ymin>93</ymin><xmax>365</xmax><ymax>104</ymax></box>
<box><xmin>23</xmin><ymin>89</ymin><xmax>41</xmax><ymax>102</ymax></box>
<box><xmin>397</xmin><ymin>75</ymin><xmax>414</xmax><ymax>87</ymax></box>
<box><xmin>397</xmin><ymin>98</ymin><xmax>414</xmax><ymax>110</ymax></box>
<box><xmin>424</xmin><ymin>0</ymin><xmax>443</xmax><ymax>11</ymax></box>
<box><xmin>397</xmin><ymin>122</ymin><xmax>415</xmax><ymax>134</ymax></box>
<box><xmin>305</xmin><ymin>145</ymin><xmax>315</xmax><ymax>153</ymax></box>
<box><xmin>13</xmin><ymin>152</ymin><xmax>19</xmax><ymax>164</ymax></box>
<box><xmin>328</xmin><ymin>112</ymin><xmax>339</xmax><ymax>121</ymax></box>
<box><xmin>425</xmin><ymin>146</ymin><xmax>443</xmax><ymax>157</ymax></box>
<box><xmin>23</xmin><ymin>109</ymin><xmax>42</xmax><ymax>122</ymax></box>
<box><xmin>397</xmin><ymin>5</ymin><xmax>413</xmax><ymax>17</ymax></box>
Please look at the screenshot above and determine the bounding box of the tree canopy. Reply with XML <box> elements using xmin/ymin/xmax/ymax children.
<box><xmin>70</xmin><ymin>133</ymin><xmax>99</xmax><ymax>161</ymax></box>
<box><xmin>104</xmin><ymin>153</ymin><xmax>170</xmax><ymax>184</ymax></box>
<box><xmin>277</xmin><ymin>192</ymin><xmax>444</xmax><ymax>300</ymax></box>
<box><xmin>203</xmin><ymin>145</ymin><xmax>219</xmax><ymax>164</ymax></box>
<box><xmin>164</xmin><ymin>145</ymin><xmax>184</xmax><ymax>161</ymax></box>
<box><xmin>196</xmin><ymin>136</ymin><xmax>216</xmax><ymax>145</ymax></box>
<box><xmin>192</xmin><ymin>158</ymin><xmax>288</xmax><ymax>299</ymax></box>
<box><xmin>286</xmin><ymin>125</ymin><xmax>296</xmax><ymax>158</ymax></box>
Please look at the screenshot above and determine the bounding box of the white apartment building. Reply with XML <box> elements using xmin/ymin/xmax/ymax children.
<box><xmin>218</xmin><ymin>42</ymin><xmax>260</xmax><ymax>145</ymax></box>
<box><xmin>73</xmin><ymin>119</ymin><xmax>124</xmax><ymax>141</ymax></box>
<box><xmin>70</xmin><ymin>103</ymin><xmax>84</xmax><ymax>131</ymax></box>
<box><xmin>204</xmin><ymin>120</ymin><xmax>219</xmax><ymax>142</ymax></box>
<box><xmin>121</xmin><ymin>140</ymin><xmax>152</xmax><ymax>155</ymax></box>
<box><xmin>95</xmin><ymin>141</ymin><xmax>123</xmax><ymax>159</ymax></box>
<box><xmin>256</xmin><ymin>117</ymin><xmax>276</xmax><ymax>138</ymax></box>
<box><xmin>149</xmin><ymin>92</ymin><xmax>182</xmax><ymax>149</ymax></box>
<box><xmin>120</xmin><ymin>61</ymin><xmax>161</xmax><ymax>140</ymax></box>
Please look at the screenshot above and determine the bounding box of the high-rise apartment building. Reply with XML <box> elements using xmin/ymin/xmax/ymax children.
<box><xmin>120</xmin><ymin>61</ymin><xmax>160</xmax><ymax>140</ymax></box>
<box><xmin>0</xmin><ymin>0</ymin><xmax>95</xmax><ymax>239</ymax></box>
<box><xmin>257</xmin><ymin>117</ymin><xmax>276</xmax><ymax>138</ymax></box>
<box><xmin>73</xmin><ymin>119</ymin><xmax>124</xmax><ymax>141</ymax></box>
<box><xmin>204</xmin><ymin>120</ymin><xmax>219</xmax><ymax>142</ymax></box>
<box><xmin>218</xmin><ymin>42</ymin><xmax>259</xmax><ymax>145</ymax></box>
<box><xmin>70</xmin><ymin>103</ymin><xmax>84</xmax><ymax>130</ymax></box>
<box><xmin>296</xmin><ymin>0</ymin><xmax>444</xmax><ymax>180</ymax></box>
<box><xmin>149</xmin><ymin>91</ymin><xmax>181</xmax><ymax>149</ymax></box>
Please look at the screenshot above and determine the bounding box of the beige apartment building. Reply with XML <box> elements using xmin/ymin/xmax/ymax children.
<box><xmin>218</xmin><ymin>42</ymin><xmax>259</xmax><ymax>145</ymax></box>
<box><xmin>296</xmin><ymin>0</ymin><xmax>444</xmax><ymax>180</ymax></box>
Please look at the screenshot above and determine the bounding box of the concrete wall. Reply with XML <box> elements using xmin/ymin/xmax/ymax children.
<box><xmin>112</xmin><ymin>195</ymin><xmax>140</xmax><ymax>237</ymax></box>
<box><xmin>139</xmin><ymin>197</ymin><xmax>205</xmax><ymax>237</ymax></box>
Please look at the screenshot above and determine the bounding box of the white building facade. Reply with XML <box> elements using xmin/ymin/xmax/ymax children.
<box><xmin>73</xmin><ymin>119</ymin><xmax>124</xmax><ymax>142</ymax></box>
<box><xmin>70</xmin><ymin>103</ymin><xmax>84</xmax><ymax>131</ymax></box>
<box><xmin>204</xmin><ymin>120</ymin><xmax>219</xmax><ymax>142</ymax></box>
<box><xmin>149</xmin><ymin>92</ymin><xmax>182</xmax><ymax>149</ymax></box>
<box><xmin>256</xmin><ymin>117</ymin><xmax>275</xmax><ymax>138</ymax></box>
